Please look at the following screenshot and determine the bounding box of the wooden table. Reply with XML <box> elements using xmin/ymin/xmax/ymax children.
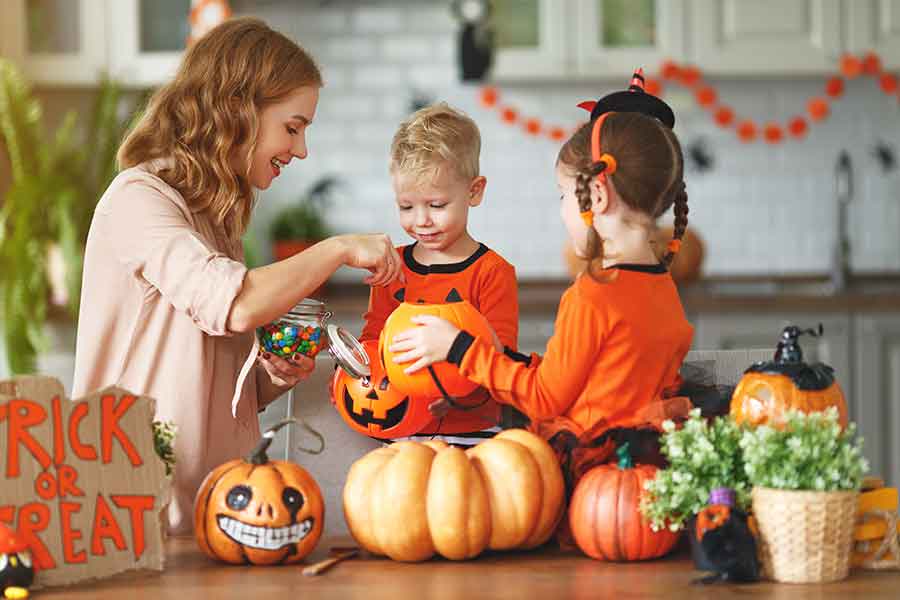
<box><xmin>36</xmin><ymin>536</ymin><xmax>900</xmax><ymax>599</ymax></box>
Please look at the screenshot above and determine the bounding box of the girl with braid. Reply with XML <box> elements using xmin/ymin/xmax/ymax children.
<box><xmin>388</xmin><ymin>71</ymin><xmax>695</xmax><ymax>501</ymax></box>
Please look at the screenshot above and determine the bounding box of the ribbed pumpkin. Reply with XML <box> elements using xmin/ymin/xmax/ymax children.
<box><xmin>194</xmin><ymin>420</ymin><xmax>324</xmax><ymax>565</ymax></box>
<box><xmin>343</xmin><ymin>429</ymin><xmax>565</xmax><ymax>562</ymax></box>
<box><xmin>730</xmin><ymin>325</ymin><xmax>848</xmax><ymax>429</ymax></box>
<box><xmin>331</xmin><ymin>340</ymin><xmax>432</xmax><ymax>439</ymax></box>
<box><xmin>569</xmin><ymin>444</ymin><xmax>680</xmax><ymax>561</ymax></box>
<box><xmin>379</xmin><ymin>299</ymin><xmax>495</xmax><ymax>402</ymax></box>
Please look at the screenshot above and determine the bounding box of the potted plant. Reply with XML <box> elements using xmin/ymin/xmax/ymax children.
<box><xmin>0</xmin><ymin>59</ymin><xmax>142</xmax><ymax>374</ymax></box>
<box><xmin>640</xmin><ymin>408</ymin><xmax>751</xmax><ymax>569</ymax></box>
<box><xmin>741</xmin><ymin>407</ymin><xmax>868</xmax><ymax>583</ymax></box>
<box><xmin>269</xmin><ymin>176</ymin><xmax>339</xmax><ymax>262</ymax></box>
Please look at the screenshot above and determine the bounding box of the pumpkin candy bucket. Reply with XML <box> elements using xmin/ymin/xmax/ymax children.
<box><xmin>331</xmin><ymin>340</ymin><xmax>433</xmax><ymax>439</ymax></box>
<box><xmin>730</xmin><ymin>324</ymin><xmax>848</xmax><ymax>429</ymax></box>
<box><xmin>194</xmin><ymin>420</ymin><xmax>325</xmax><ymax>565</ymax></box>
<box><xmin>378</xmin><ymin>298</ymin><xmax>495</xmax><ymax>403</ymax></box>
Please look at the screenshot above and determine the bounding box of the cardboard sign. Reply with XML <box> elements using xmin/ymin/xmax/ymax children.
<box><xmin>0</xmin><ymin>376</ymin><xmax>169</xmax><ymax>587</ymax></box>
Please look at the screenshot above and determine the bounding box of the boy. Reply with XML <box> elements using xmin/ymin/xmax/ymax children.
<box><xmin>360</xmin><ymin>103</ymin><xmax>520</xmax><ymax>446</ymax></box>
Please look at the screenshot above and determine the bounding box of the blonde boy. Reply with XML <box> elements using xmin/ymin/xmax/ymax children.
<box><xmin>360</xmin><ymin>103</ymin><xmax>521</xmax><ymax>445</ymax></box>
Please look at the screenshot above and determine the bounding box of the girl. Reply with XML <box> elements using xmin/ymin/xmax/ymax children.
<box><xmin>389</xmin><ymin>78</ymin><xmax>694</xmax><ymax>494</ymax></box>
<box><xmin>72</xmin><ymin>18</ymin><xmax>403</xmax><ymax>534</ymax></box>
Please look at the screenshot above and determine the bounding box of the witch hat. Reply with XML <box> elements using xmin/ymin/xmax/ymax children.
<box><xmin>577</xmin><ymin>68</ymin><xmax>675</xmax><ymax>128</ymax></box>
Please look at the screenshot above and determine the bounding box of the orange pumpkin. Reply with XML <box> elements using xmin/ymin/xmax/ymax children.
<box><xmin>569</xmin><ymin>444</ymin><xmax>680</xmax><ymax>561</ymax></box>
<box><xmin>379</xmin><ymin>299</ymin><xmax>495</xmax><ymax>402</ymax></box>
<box><xmin>730</xmin><ymin>325</ymin><xmax>848</xmax><ymax>428</ymax></box>
<box><xmin>343</xmin><ymin>429</ymin><xmax>565</xmax><ymax>562</ymax></box>
<box><xmin>194</xmin><ymin>420</ymin><xmax>324</xmax><ymax>565</ymax></box>
<box><xmin>331</xmin><ymin>340</ymin><xmax>432</xmax><ymax>439</ymax></box>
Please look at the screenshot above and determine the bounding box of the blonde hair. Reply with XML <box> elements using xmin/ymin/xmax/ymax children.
<box><xmin>117</xmin><ymin>17</ymin><xmax>322</xmax><ymax>241</ymax></box>
<box><xmin>389</xmin><ymin>103</ymin><xmax>481</xmax><ymax>184</ymax></box>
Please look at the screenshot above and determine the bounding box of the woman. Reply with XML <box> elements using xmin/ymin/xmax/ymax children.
<box><xmin>72</xmin><ymin>18</ymin><xmax>402</xmax><ymax>534</ymax></box>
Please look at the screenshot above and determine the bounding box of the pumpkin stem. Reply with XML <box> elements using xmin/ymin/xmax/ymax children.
<box><xmin>616</xmin><ymin>442</ymin><xmax>633</xmax><ymax>470</ymax></box>
<box><xmin>246</xmin><ymin>418</ymin><xmax>325</xmax><ymax>465</ymax></box>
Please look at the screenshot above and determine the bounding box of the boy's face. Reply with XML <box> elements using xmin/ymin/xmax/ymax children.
<box><xmin>244</xmin><ymin>85</ymin><xmax>319</xmax><ymax>190</ymax></box>
<box><xmin>392</xmin><ymin>166</ymin><xmax>485</xmax><ymax>252</ymax></box>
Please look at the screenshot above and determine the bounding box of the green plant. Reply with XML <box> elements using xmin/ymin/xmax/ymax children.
<box><xmin>152</xmin><ymin>420</ymin><xmax>177</xmax><ymax>477</ymax></box>
<box><xmin>740</xmin><ymin>407</ymin><xmax>868</xmax><ymax>492</ymax></box>
<box><xmin>0</xmin><ymin>59</ymin><xmax>142</xmax><ymax>373</ymax></box>
<box><xmin>268</xmin><ymin>176</ymin><xmax>339</xmax><ymax>242</ymax></box>
<box><xmin>640</xmin><ymin>409</ymin><xmax>751</xmax><ymax>532</ymax></box>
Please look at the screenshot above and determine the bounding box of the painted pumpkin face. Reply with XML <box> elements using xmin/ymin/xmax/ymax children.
<box><xmin>194</xmin><ymin>422</ymin><xmax>324</xmax><ymax>565</ymax></box>
<box><xmin>696</xmin><ymin>505</ymin><xmax>732</xmax><ymax>541</ymax></box>
<box><xmin>331</xmin><ymin>340</ymin><xmax>431</xmax><ymax>439</ymax></box>
<box><xmin>379</xmin><ymin>298</ymin><xmax>494</xmax><ymax>402</ymax></box>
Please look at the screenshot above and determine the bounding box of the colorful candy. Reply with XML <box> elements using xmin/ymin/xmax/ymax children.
<box><xmin>257</xmin><ymin>321</ymin><xmax>325</xmax><ymax>361</ymax></box>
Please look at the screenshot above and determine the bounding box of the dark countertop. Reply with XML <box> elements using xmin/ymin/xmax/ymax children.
<box><xmin>318</xmin><ymin>274</ymin><xmax>900</xmax><ymax>316</ymax></box>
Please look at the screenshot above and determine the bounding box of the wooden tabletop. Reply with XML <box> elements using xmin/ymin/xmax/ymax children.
<box><xmin>36</xmin><ymin>536</ymin><xmax>900</xmax><ymax>599</ymax></box>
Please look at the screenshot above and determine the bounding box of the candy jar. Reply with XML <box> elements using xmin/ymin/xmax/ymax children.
<box><xmin>257</xmin><ymin>298</ymin><xmax>370</xmax><ymax>378</ymax></box>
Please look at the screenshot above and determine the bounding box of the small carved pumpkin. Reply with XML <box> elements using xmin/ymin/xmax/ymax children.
<box><xmin>0</xmin><ymin>523</ymin><xmax>34</xmax><ymax>599</ymax></box>
<box><xmin>569</xmin><ymin>444</ymin><xmax>680</xmax><ymax>561</ymax></box>
<box><xmin>379</xmin><ymin>297</ymin><xmax>494</xmax><ymax>402</ymax></box>
<box><xmin>194</xmin><ymin>420</ymin><xmax>324</xmax><ymax>565</ymax></box>
<box><xmin>343</xmin><ymin>429</ymin><xmax>565</xmax><ymax>562</ymax></box>
<box><xmin>331</xmin><ymin>340</ymin><xmax>432</xmax><ymax>439</ymax></box>
<box><xmin>730</xmin><ymin>325</ymin><xmax>848</xmax><ymax>428</ymax></box>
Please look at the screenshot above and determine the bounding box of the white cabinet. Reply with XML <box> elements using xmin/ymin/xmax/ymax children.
<box><xmin>854</xmin><ymin>314</ymin><xmax>900</xmax><ymax>490</ymax></box>
<box><xmin>845</xmin><ymin>0</ymin><xmax>900</xmax><ymax>70</ymax></box>
<box><xmin>689</xmin><ymin>0</ymin><xmax>842</xmax><ymax>74</ymax></box>
<box><xmin>574</xmin><ymin>0</ymin><xmax>686</xmax><ymax>78</ymax></box>
<box><xmin>107</xmin><ymin>0</ymin><xmax>190</xmax><ymax>87</ymax></box>
<box><xmin>490</xmin><ymin>0</ymin><xmax>686</xmax><ymax>80</ymax></box>
<box><xmin>0</xmin><ymin>0</ymin><xmax>189</xmax><ymax>87</ymax></box>
<box><xmin>1</xmin><ymin>0</ymin><xmax>108</xmax><ymax>86</ymax></box>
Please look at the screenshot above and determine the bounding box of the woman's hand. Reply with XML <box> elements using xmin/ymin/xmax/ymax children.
<box><xmin>258</xmin><ymin>351</ymin><xmax>315</xmax><ymax>388</ymax></box>
<box><xmin>389</xmin><ymin>315</ymin><xmax>461</xmax><ymax>374</ymax></box>
<box><xmin>338</xmin><ymin>233</ymin><xmax>405</xmax><ymax>286</ymax></box>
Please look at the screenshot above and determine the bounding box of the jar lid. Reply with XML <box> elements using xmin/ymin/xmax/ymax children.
<box><xmin>287</xmin><ymin>298</ymin><xmax>329</xmax><ymax>319</ymax></box>
<box><xmin>326</xmin><ymin>324</ymin><xmax>370</xmax><ymax>378</ymax></box>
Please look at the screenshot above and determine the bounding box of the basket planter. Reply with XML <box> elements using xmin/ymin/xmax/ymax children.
<box><xmin>751</xmin><ymin>486</ymin><xmax>858</xmax><ymax>583</ymax></box>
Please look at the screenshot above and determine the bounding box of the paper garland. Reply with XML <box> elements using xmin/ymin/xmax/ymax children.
<box><xmin>478</xmin><ymin>52</ymin><xmax>899</xmax><ymax>144</ymax></box>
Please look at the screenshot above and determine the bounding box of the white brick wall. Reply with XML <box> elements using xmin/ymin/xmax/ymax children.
<box><xmin>237</xmin><ymin>0</ymin><xmax>900</xmax><ymax>281</ymax></box>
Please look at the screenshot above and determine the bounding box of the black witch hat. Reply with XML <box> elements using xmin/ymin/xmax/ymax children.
<box><xmin>577</xmin><ymin>68</ymin><xmax>675</xmax><ymax>128</ymax></box>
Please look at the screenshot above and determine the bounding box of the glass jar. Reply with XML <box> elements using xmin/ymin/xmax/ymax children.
<box><xmin>256</xmin><ymin>298</ymin><xmax>370</xmax><ymax>378</ymax></box>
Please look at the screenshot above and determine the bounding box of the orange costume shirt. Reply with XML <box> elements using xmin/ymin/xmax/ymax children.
<box><xmin>455</xmin><ymin>264</ymin><xmax>694</xmax><ymax>440</ymax></box>
<box><xmin>361</xmin><ymin>243</ymin><xmax>519</xmax><ymax>435</ymax></box>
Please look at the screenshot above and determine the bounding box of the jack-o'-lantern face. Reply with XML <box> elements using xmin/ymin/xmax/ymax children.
<box><xmin>194</xmin><ymin>424</ymin><xmax>324</xmax><ymax>565</ymax></box>
<box><xmin>331</xmin><ymin>341</ymin><xmax>432</xmax><ymax>439</ymax></box>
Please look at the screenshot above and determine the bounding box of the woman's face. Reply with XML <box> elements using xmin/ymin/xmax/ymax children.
<box><xmin>246</xmin><ymin>86</ymin><xmax>320</xmax><ymax>190</ymax></box>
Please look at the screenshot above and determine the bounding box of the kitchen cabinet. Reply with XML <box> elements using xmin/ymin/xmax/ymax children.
<box><xmin>490</xmin><ymin>0</ymin><xmax>686</xmax><ymax>80</ymax></box>
<box><xmin>689</xmin><ymin>0</ymin><xmax>841</xmax><ymax>75</ymax></box>
<box><xmin>0</xmin><ymin>0</ymin><xmax>189</xmax><ymax>87</ymax></box>
<box><xmin>854</xmin><ymin>313</ymin><xmax>900</xmax><ymax>495</ymax></box>
<box><xmin>845</xmin><ymin>0</ymin><xmax>900</xmax><ymax>70</ymax></box>
<box><xmin>491</xmin><ymin>0</ymin><xmax>893</xmax><ymax>79</ymax></box>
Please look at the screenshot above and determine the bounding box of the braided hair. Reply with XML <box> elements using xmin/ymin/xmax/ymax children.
<box><xmin>558</xmin><ymin>112</ymin><xmax>688</xmax><ymax>280</ymax></box>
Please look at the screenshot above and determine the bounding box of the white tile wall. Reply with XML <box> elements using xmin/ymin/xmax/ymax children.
<box><xmin>235</xmin><ymin>0</ymin><xmax>900</xmax><ymax>280</ymax></box>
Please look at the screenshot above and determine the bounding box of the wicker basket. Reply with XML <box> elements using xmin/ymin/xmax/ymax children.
<box><xmin>752</xmin><ymin>486</ymin><xmax>859</xmax><ymax>583</ymax></box>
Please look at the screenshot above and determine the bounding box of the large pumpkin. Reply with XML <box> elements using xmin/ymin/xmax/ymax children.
<box><xmin>379</xmin><ymin>299</ymin><xmax>495</xmax><ymax>402</ymax></box>
<box><xmin>331</xmin><ymin>340</ymin><xmax>432</xmax><ymax>439</ymax></box>
<box><xmin>569</xmin><ymin>444</ymin><xmax>680</xmax><ymax>561</ymax></box>
<box><xmin>194</xmin><ymin>420</ymin><xmax>324</xmax><ymax>565</ymax></box>
<box><xmin>730</xmin><ymin>325</ymin><xmax>848</xmax><ymax>428</ymax></box>
<box><xmin>343</xmin><ymin>429</ymin><xmax>565</xmax><ymax>562</ymax></box>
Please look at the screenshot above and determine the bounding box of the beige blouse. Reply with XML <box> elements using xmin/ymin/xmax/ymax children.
<box><xmin>73</xmin><ymin>159</ymin><xmax>261</xmax><ymax>535</ymax></box>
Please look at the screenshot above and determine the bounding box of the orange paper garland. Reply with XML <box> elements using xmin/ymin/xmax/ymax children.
<box><xmin>478</xmin><ymin>52</ymin><xmax>898</xmax><ymax>145</ymax></box>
